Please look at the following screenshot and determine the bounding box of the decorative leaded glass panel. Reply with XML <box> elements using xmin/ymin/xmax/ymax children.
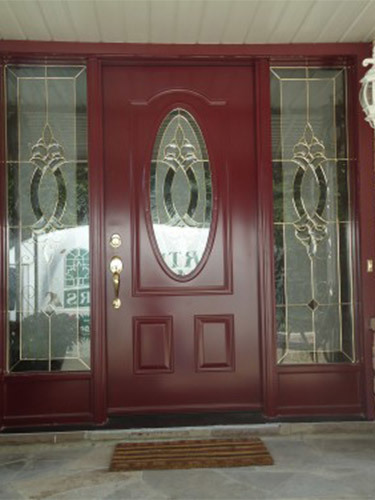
<box><xmin>150</xmin><ymin>109</ymin><xmax>212</xmax><ymax>277</ymax></box>
<box><xmin>6</xmin><ymin>65</ymin><xmax>90</xmax><ymax>372</ymax></box>
<box><xmin>271</xmin><ymin>67</ymin><xmax>354</xmax><ymax>364</ymax></box>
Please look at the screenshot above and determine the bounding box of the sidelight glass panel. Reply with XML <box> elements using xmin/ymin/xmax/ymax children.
<box><xmin>150</xmin><ymin>108</ymin><xmax>212</xmax><ymax>277</ymax></box>
<box><xmin>6</xmin><ymin>65</ymin><xmax>90</xmax><ymax>372</ymax></box>
<box><xmin>271</xmin><ymin>67</ymin><xmax>354</xmax><ymax>364</ymax></box>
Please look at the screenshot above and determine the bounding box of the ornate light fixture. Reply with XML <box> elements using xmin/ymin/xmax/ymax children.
<box><xmin>360</xmin><ymin>45</ymin><xmax>375</xmax><ymax>128</ymax></box>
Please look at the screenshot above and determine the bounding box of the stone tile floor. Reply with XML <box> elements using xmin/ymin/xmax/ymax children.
<box><xmin>0</xmin><ymin>433</ymin><xmax>374</xmax><ymax>499</ymax></box>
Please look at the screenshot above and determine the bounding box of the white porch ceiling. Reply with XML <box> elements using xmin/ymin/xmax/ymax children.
<box><xmin>0</xmin><ymin>0</ymin><xmax>374</xmax><ymax>45</ymax></box>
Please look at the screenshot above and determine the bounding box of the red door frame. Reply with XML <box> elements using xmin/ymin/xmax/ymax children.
<box><xmin>0</xmin><ymin>41</ymin><xmax>373</xmax><ymax>429</ymax></box>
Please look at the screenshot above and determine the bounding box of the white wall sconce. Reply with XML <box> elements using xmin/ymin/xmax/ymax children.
<box><xmin>360</xmin><ymin>45</ymin><xmax>375</xmax><ymax>128</ymax></box>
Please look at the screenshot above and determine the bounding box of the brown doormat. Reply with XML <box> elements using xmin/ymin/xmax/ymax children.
<box><xmin>110</xmin><ymin>438</ymin><xmax>273</xmax><ymax>471</ymax></box>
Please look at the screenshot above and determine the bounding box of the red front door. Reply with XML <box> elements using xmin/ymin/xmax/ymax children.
<box><xmin>103</xmin><ymin>65</ymin><xmax>261</xmax><ymax>415</ymax></box>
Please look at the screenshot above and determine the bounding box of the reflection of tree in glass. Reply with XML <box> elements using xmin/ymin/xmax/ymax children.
<box><xmin>76</xmin><ymin>167</ymin><xmax>89</xmax><ymax>226</ymax></box>
<box><xmin>7</xmin><ymin>164</ymin><xmax>18</xmax><ymax>229</ymax></box>
<box><xmin>22</xmin><ymin>311</ymin><xmax>77</xmax><ymax>362</ymax></box>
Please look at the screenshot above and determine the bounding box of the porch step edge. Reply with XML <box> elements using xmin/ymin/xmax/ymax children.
<box><xmin>0</xmin><ymin>421</ymin><xmax>374</xmax><ymax>445</ymax></box>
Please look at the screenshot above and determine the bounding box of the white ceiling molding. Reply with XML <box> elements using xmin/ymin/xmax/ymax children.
<box><xmin>0</xmin><ymin>0</ymin><xmax>374</xmax><ymax>44</ymax></box>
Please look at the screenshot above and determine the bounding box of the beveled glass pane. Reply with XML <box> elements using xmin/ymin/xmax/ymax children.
<box><xmin>337</xmin><ymin>161</ymin><xmax>349</xmax><ymax>221</ymax></box>
<box><xmin>272</xmin><ymin>162</ymin><xmax>283</xmax><ymax>223</ymax></box>
<box><xmin>313</xmin><ymin>222</ymin><xmax>339</xmax><ymax>305</ymax></box>
<box><xmin>315</xmin><ymin>304</ymin><xmax>340</xmax><ymax>352</ymax></box>
<box><xmin>274</xmin><ymin>225</ymin><xmax>285</xmax><ymax>305</ymax></box>
<box><xmin>280</xmin><ymin>305</ymin><xmax>315</xmax><ymax>364</ymax></box>
<box><xmin>284</xmin><ymin>224</ymin><xmax>312</xmax><ymax>305</ymax></box>
<box><xmin>276</xmin><ymin>306</ymin><xmax>286</xmax><ymax>361</ymax></box>
<box><xmin>280</xmin><ymin>79</ymin><xmax>308</xmax><ymax>160</ymax></box>
<box><xmin>150</xmin><ymin>108</ymin><xmax>212</xmax><ymax>277</ymax></box>
<box><xmin>270</xmin><ymin>71</ymin><xmax>282</xmax><ymax>160</ymax></box>
<box><xmin>271</xmin><ymin>67</ymin><xmax>355</xmax><ymax>364</ymax></box>
<box><xmin>6</xmin><ymin>65</ymin><xmax>90</xmax><ymax>372</ymax></box>
<box><xmin>308</xmin><ymin>79</ymin><xmax>336</xmax><ymax>158</ymax></box>
<box><xmin>339</xmin><ymin>222</ymin><xmax>353</xmax><ymax>304</ymax></box>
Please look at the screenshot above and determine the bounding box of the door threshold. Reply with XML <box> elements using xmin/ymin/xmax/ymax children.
<box><xmin>0</xmin><ymin>420</ymin><xmax>373</xmax><ymax>445</ymax></box>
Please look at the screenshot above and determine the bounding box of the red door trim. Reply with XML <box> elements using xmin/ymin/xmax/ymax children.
<box><xmin>255</xmin><ymin>59</ymin><xmax>277</xmax><ymax>418</ymax></box>
<box><xmin>354</xmin><ymin>50</ymin><xmax>375</xmax><ymax>420</ymax></box>
<box><xmin>87</xmin><ymin>58</ymin><xmax>107</xmax><ymax>425</ymax></box>
<box><xmin>0</xmin><ymin>40</ymin><xmax>370</xmax><ymax>60</ymax></box>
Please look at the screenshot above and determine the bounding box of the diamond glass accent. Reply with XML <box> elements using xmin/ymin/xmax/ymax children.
<box><xmin>150</xmin><ymin>108</ymin><xmax>212</xmax><ymax>277</ymax></box>
<box><xmin>271</xmin><ymin>67</ymin><xmax>355</xmax><ymax>364</ymax></box>
<box><xmin>308</xmin><ymin>300</ymin><xmax>319</xmax><ymax>311</ymax></box>
<box><xmin>6</xmin><ymin>65</ymin><xmax>90</xmax><ymax>372</ymax></box>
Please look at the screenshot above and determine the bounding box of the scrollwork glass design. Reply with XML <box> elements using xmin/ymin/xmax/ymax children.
<box><xmin>292</xmin><ymin>123</ymin><xmax>328</xmax><ymax>257</ymax></box>
<box><xmin>150</xmin><ymin>109</ymin><xmax>212</xmax><ymax>276</ymax></box>
<box><xmin>271</xmin><ymin>67</ymin><xmax>354</xmax><ymax>364</ymax></box>
<box><xmin>6</xmin><ymin>65</ymin><xmax>90</xmax><ymax>372</ymax></box>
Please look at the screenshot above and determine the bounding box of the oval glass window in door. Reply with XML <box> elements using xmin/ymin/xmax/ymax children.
<box><xmin>150</xmin><ymin>108</ymin><xmax>212</xmax><ymax>277</ymax></box>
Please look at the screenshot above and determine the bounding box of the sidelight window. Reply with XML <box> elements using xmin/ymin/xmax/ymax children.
<box><xmin>6</xmin><ymin>65</ymin><xmax>90</xmax><ymax>372</ymax></box>
<box><xmin>271</xmin><ymin>67</ymin><xmax>355</xmax><ymax>364</ymax></box>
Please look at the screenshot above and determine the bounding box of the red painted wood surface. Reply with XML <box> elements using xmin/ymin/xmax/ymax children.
<box><xmin>103</xmin><ymin>65</ymin><xmax>261</xmax><ymax>414</ymax></box>
<box><xmin>277</xmin><ymin>365</ymin><xmax>363</xmax><ymax>416</ymax></box>
<box><xmin>87</xmin><ymin>58</ymin><xmax>107</xmax><ymax>425</ymax></box>
<box><xmin>0</xmin><ymin>40</ymin><xmax>370</xmax><ymax>60</ymax></box>
<box><xmin>3</xmin><ymin>374</ymin><xmax>92</xmax><ymax>427</ymax></box>
<box><xmin>255</xmin><ymin>59</ymin><xmax>277</xmax><ymax>418</ymax></box>
<box><xmin>353</xmin><ymin>50</ymin><xmax>375</xmax><ymax>420</ymax></box>
<box><xmin>0</xmin><ymin>41</ymin><xmax>373</xmax><ymax>428</ymax></box>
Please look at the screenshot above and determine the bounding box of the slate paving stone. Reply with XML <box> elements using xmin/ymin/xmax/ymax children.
<box><xmin>213</xmin><ymin>468</ymin><xmax>295</xmax><ymax>494</ymax></box>
<box><xmin>0</xmin><ymin>486</ymin><xmax>24</xmax><ymax>500</ymax></box>
<box><xmin>104</xmin><ymin>479</ymin><xmax>170</xmax><ymax>500</ymax></box>
<box><xmin>16</xmin><ymin>471</ymin><xmax>139</xmax><ymax>499</ymax></box>
<box><xmin>339</xmin><ymin>471</ymin><xmax>375</xmax><ymax>498</ymax></box>
<box><xmin>266</xmin><ymin>471</ymin><xmax>361</xmax><ymax>499</ymax></box>
<box><xmin>143</xmin><ymin>468</ymin><xmax>268</xmax><ymax>499</ymax></box>
<box><xmin>264</xmin><ymin>437</ymin><xmax>324</xmax><ymax>467</ymax></box>
<box><xmin>0</xmin><ymin>458</ymin><xmax>31</xmax><ymax>484</ymax></box>
<box><xmin>0</xmin><ymin>432</ymin><xmax>374</xmax><ymax>499</ymax></box>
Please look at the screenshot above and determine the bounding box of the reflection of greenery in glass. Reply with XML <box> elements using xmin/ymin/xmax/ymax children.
<box><xmin>22</xmin><ymin>312</ymin><xmax>77</xmax><ymax>359</ymax></box>
<box><xmin>76</xmin><ymin>166</ymin><xmax>89</xmax><ymax>225</ymax></box>
<box><xmin>7</xmin><ymin>165</ymin><xmax>16</xmax><ymax>227</ymax></box>
<box><xmin>272</xmin><ymin>167</ymin><xmax>283</xmax><ymax>223</ymax></box>
<box><xmin>51</xmin><ymin>313</ymin><xmax>78</xmax><ymax>358</ymax></box>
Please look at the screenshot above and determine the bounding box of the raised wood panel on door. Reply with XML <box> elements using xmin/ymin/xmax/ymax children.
<box><xmin>104</xmin><ymin>65</ymin><xmax>261</xmax><ymax>414</ymax></box>
<box><xmin>195</xmin><ymin>315</ymin><xmax>235</xmax><ymax>371</ymax></box>
<box><xmin>133</xmin><ymin>317</ymin><xmax>173</xmax><ymax>374</ymax></box>
<box><xmin>277</xmin><ymin>366</ymin><xmax>362</xmax><ymax>416</ymax></box>
<box><xmin>3</xmin><ymin>376</ymin><xmax>92</xmax><ymax>426</ymax></box>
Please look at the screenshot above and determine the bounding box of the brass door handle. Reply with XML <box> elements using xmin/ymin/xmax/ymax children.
<box><xmin>110</xmin><ymin>256</ymin><xmax>123</xmax><ymax>309</ymax></box>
